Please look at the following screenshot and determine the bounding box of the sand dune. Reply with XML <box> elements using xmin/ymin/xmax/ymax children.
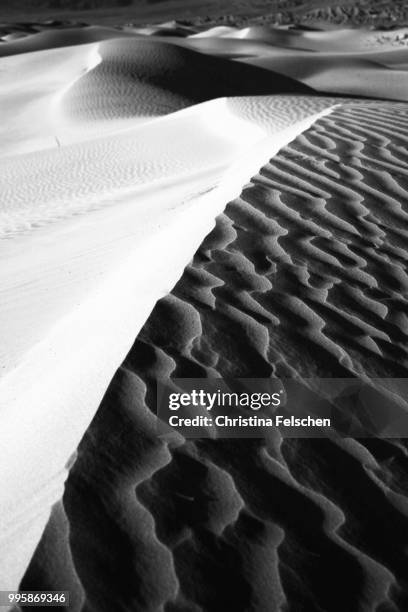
<box><xmin>1</xmin><ymin>18</ymin><xmax>408</xmax><ymax>606</ymax></box>
<box><xmin>173</xmin><ymin>26</ymin><xmax>408</xmax><ymax>101</ymax></box>
<box><xmin>62</xmin><ymin>38</ymin><xmax>310</xmax><ymax>124</ymax></box>
<box><xmin>0</xmin><ymin>25</ymin><xmax>133</xmax><ymax>56</ymax></box>
<box><xmin>0</xmin><ymin>37</ymin><xmax>309</xmax><ymax>158</ymax></box>
<box><xmin>1</xmin><ymin>21</ymin><xmax>407</xmax><ymax>56</ymax></box>
<box><xmin>124</xmin><ymin>20</ymin><xmax>197</xmax><ymax>37</ymax></box>
<box><xmin>240</xmin><ymin>54</ymin><xmax>408</xmax><ymax>101</ymax></box>
<box><xmin>0</xmin><ymin>42</ymin><xmax>102</xmax><ymax>157</ymax></box>
<box><xmin>2</xmin><ymin>29</ymin><xmax>405</xmax><ymax>164</ymax></box>
<box><xmin>21</xmin><ymin>100</ymin><xmax>408</xmax><ymax>611</ymax></box>
<box><xmin>190</xmin><ymin>25</ymin><xmax>408</xmax><ymax>52</ymax></box>
<box><xmin>1</xmin><ymin>22</ymin><xmax>407</xmax><ymax>105</ymax></box>
<box><xmin>182</xmin><ymin>28</ymin><xmax>408</xmax><ymax>101</ymax></box>
<box><xmin>0</xmin><ymin>30</ymin><xmax>337</xmax><ymax>589</ymax></box>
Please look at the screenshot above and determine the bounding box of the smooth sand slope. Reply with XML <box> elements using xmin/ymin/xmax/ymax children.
<box><xmin>0</xmin><ymin>33</ymin><xmax>337</xmax><ymax>592</ymax></box>
<box><xmin>21</xmin><ymin>101</ymin><xmax>408</xmax><ymax>612</ymax></box>
<box><xmin>238</xmin><ymin>52</ymin><xmax>408</xmax><ymax>101</ymax></box>
<box><xmin>62</xmin><ymin>38</ymin><xmax>310</xmax><ymax>123</ymax></box>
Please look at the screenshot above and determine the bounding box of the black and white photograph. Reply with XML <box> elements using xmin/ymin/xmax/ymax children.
<box><xmin>0</xmin><ymin>1</ymin><xmax>408</xmax><ymax>610</ymax></box>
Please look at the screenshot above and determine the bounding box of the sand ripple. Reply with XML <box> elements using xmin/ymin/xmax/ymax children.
<box><xmin>21</xmin><ymin>101</ymin><xmax>408</xmax><ymax>611</ymax></box>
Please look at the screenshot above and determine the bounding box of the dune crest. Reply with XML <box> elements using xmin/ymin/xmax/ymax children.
<box><xmin>0</xmin><ymin>66</ymin><xmax>337</xmax><ymax>588</ymax></box>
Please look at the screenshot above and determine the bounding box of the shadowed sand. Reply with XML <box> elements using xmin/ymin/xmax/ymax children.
<box><xmin>0</xmin><ymin>37</ymin><xmax>309</xmax><ymax>158</ymax></box>
<box><xmin>20</xmin><ymin>102</ymin><xmax>408</xmax><ymax>611</ymax></box>
<box><xmin>1</xmin><ymin>23</ymin><xmax>407</xmax><ymax>105</ymax></box>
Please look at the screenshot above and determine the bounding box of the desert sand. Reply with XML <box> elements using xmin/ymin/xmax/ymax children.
<box><xmin>21</xmin><ymin>99</ymin><xmax>408</xmax><ymax>612</ymax></box>
<box><xmin>0</xmin><ymin>18</ymin><xmax>407</xmax><ymax>610</ymax></box>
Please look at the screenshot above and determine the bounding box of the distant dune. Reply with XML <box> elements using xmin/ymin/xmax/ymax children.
<box><xmin>0</xmin><ymin>16</ymin><xmax>407</xmax><ymax>610</ymax></box>
<box><xmin>63</xmin><ymin>38</ymin><xmax>310</xmax><ymax>123</ymax></box>
<box><xmin>0</xmin><ymin>23</ymin><xmax>406</xmax><ymax>103</ymax></box>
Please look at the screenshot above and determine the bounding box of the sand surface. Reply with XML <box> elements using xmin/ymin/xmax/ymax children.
<box><xmin>0</xmin><ymin>19</ymin><xmax>408</xmax><ymax>607</ymax></box>
<box><xmin>21</xmin><ymin>100</ymin><xmax>408</xmax><ymax>612</ymax></box>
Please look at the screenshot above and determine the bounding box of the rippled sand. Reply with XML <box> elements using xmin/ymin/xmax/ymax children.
<box><xmin>1</xmin><ymin>20</ymin><xmax>408</xmax><ymax>609</ymax></box>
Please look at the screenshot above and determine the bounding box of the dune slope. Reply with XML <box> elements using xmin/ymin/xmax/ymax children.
<box><xmin>20</xmin><ymin>101</ymin><xmax>408</xmax><ymax>611</ymax></box>
<box><xmin>0</xmin><ymin>31</ymin><xmax>336</xmax><ymax>590</ymax></box>
<box><xmin>62</xmin><ymin>38</ymin><xmax>311</xmax><ymax>123</ymax></box>
<box><xmin>0</xmin><ymin>37</ymin><xmax>311</xmax><ymax>159</ymax></box>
